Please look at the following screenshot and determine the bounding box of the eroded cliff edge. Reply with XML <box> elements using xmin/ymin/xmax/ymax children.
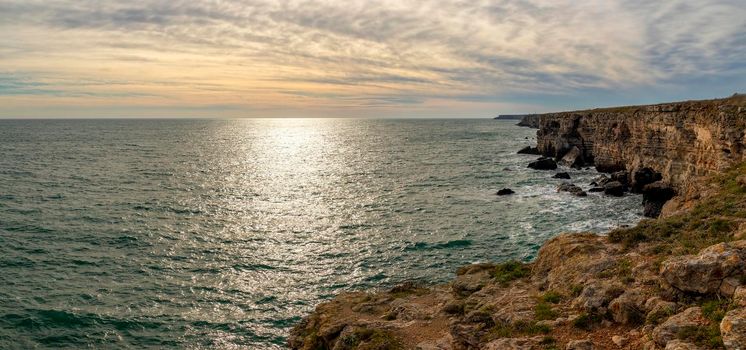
<box><xmin>534</xmin><ymin>95</ymin><xmax>746</xmax><ymax>216</ymax></box>
<box><xmin>289</xmin><ymin>96</ymin><xmax>746</xmax><ymax>350</ymax></box>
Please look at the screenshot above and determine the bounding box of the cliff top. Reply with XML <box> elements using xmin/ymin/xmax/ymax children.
<box><xmin>542</xmin><ymin>93</ymin><xmax>746</xmax><ymax>116</ymax></box>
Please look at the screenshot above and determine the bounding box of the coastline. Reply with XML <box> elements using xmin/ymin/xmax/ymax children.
<box><xmin>289</xmin><ymin>96</ymin><xmax>746</xmax><ymax>350</ymax></box>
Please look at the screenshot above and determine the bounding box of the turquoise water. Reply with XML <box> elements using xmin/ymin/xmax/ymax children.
<box><xmin>0</xmin><ymin>119</ymin><xmax>642</xmax><ymax>349</ymax></box>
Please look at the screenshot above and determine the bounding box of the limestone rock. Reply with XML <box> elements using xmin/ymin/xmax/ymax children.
<box><xmin>660</xmin><ymin>241</ymin><xmax>746</xmax><ymax>295</ymax></box>
<box><xmin>557</xmin><ymin>182</ymin><xmax>587</xmax><ymax>197</ymax></box>
<box><xmin>721</xmin><ymin>308</ymin><xmax>746</xmax><ymax>350</ymax></box>
<box><xmin>632</xmin><ymin>168</ymin><xmax>663</xmax><ymax>193</ymax></box>
<box><xmin>611</xmin><ymin>335</ymin><xmax>628</xmax><ymax>347</ymax></box>
<box><xmin>604</xmin><ymin>181</ymin><xmax>626</xmax><ymax>196</ymax></box>
<box><xmin>528</xmin><ymin>157</ymin><xmax>557</xmax><ymax>170</ymax></box>
<box><xmin>573</xmin><ymin>281</ymin><xmax>623</xmax><ymax>313</ymax></box>
<box><xmin>652</xmin><ymin>307</ymin><xmax>706</xmax><ymax>346</ymax></box>
<box><xmin>483</xmin><ymin>336</ymin><xmax>542</xmax><ymax>350</ymax></box>
<box><xmin>416</xmin><ymin>334</ymin><xmax>453</xmax><ymax>350</ymax></box>
<box><xmin>535</xmin><ymin>96</ymin><xmax>746</xmax><ymax>198</ymax></box>
<box><xmin>733</xmin><ymin>286</ymin><xmax>746</xmax><ymax>307</ymax></box>
<box><xmin>566</xmin><ymin>339</ymin><xmax>594</xmax><ymax>350</ymax></box>
<box><xmin>609</xmin><ymin>290</ymin><xmax>645</xmax><ymax>325</ymax></box>
<box><xmin>517</xmin><ymin>146</ymin><xmax>541</xmax><ymax>155</ymax></box>
<box><xmin>642</xmin><ymin>181</ymin><xmax>676</xmax><ymax>218</ymax></box>
<box><xmin>590</xmin><ymin>175</ymin><xmax>611</xmax><ymax>187</ymax></box>
<box><xmin>611</xmin><ymin>171</ymin><xmax>629</xmax><ymax>186</ymax></box>
<box><xmin>532</xmin><ymin>233</ymin><xmax>618</xmax><ymax>292</ymax></box>
<box><xmin>560</xmin><ymin>146</ymin><xmax>585</xmax><ymax>168</ymax></box>
<box><xmin>665</xmin><ymin>340</ymin><xmax>702</xmax><ymax>350</ymax></box>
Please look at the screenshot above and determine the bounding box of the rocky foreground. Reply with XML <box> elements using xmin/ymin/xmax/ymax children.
<box><xmin>289</xmin><ymin>96</ymin><xmax>746</xmax><ymax>350</ymax></box>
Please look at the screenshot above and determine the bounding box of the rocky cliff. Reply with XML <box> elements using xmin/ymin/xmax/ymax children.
<box><xmin>535</xmin><ymin>95</ymin><xmax>746</xmax><ymax>215</ymax></box>
<box><xmin>518</xmin><ymin>115</ymin><xmax>541</xmax><ymax>128</ymax></box>
<box><xmin>289</xmin><ymin>97</ymin><xmax>746</xmax><ymax>350</ymax></box>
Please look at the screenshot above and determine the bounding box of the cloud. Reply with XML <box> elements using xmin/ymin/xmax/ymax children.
<box><xmin>0</xmin><ymin>0</ymin><xmax>744</xmax><ymax>117</ymax></box>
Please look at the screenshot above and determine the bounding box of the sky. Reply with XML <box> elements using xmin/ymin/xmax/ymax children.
<box><xmin>0</xmin><ymin>0</ymin><xmax>744</xmax><ymax>118</ymax></box>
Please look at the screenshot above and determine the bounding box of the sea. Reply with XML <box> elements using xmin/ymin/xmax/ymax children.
<box><xmin>0</xmin><ymin>119</ymin><xmax>643</xmax><ymax>349</ymax></box>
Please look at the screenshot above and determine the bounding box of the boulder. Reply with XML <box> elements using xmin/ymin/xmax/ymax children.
<box><xmin>733</xmin><ymin>286</ymin><xmax>746</xmax><ymax>307</ymax></box>
<box><xmin>528</xmin><ymin>157</ymin><xmax>557</xmax><ymax>170</ymax></box>
<box><xmin>559</xmin><ymin>146</ymin><xmax>585</xmax><ymax>168</ymax></box>
<box><xmin>572</xmin><ymin>281</ymin><xmax>623</xmax><ymax>313</ymax></box>
<box><xmin>553</xmin><ymin>172</ymin><xmax>571</xmax><ymax>179</ymax></box>
<box><xmin>632</xmin><ymin>167</ymin><xmax>663</xmax><ymax>193</ymax></box>
<box><xmin>665</xmin><ymin>340</ymin><xmax>703</xmax><ymax>350</ymax></box>
<box><xmin>517</xmin><ymin>146</ymin><xmax>541</xmax><ymax>155</ymax></box>
<box><xmin>604</xmin><ymin>181</ymin><xmax>626</xmax><ymax>196</ymax></box>
<box><xmin>483</xmin><ymin>336</ymin><xmax>543</xmax><ymax>350</ymax></box>
<box><xmin>566</xmin><ymin>339</ymin><xmax>594</xmax><ymax>350</ymax></box>
<box><xmin>416</xmin><ymin>334</ymin><xmax>454</xmax><ymax>350</ymax></box>
<box><xmin>588</xmin><ymin>187</ymin><xmax>605</xmax><ymax>193</ymax></box>
<box><xmin>610</xmin><ymin>171</ymin><xmax>629</xmax><ymax>186</ymax></box>
<box><xmin>557</xmin><ymin>183</ymin><xmax>587</xmax><ymax>197</ymax></box>
<box><xmin>497</xmin><ymin>188</ymin><xmax>515</xmax><ymax>196</ymax></box>
<box><xmin>721</xmin><ymin>308</ymin><xmax>746</xmax><ymax>350</ymax></box>
<box><xmin>642</xmin><ymin>181</ymin><xmax>676</xmax><ymax>218</ymax></box>
<box><xmin>590</xmin><ymin>175</ymin><xmax>611</xmax><ymax>187</ymax></box>
<box><xmin>611</xmin><ymin>335</ymin><xmax>628</xmax><ymax>347</ymax></box>
<box><xmin>659</xmin><ymin>241</ymin><xmax>746</xmax><ymax>295</ymax></box>
<box><xmin>652</xmin><ymin>307</ymin><xmax>706</xmax><ymax>346</ymax></box>
<box><xmin>608</xmin><ymin>291</ymin><xmax>645</xmax><ymax>325</ymax></box>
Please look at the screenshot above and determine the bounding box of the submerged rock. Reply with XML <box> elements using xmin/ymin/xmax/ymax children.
<box><xmin>528</xmin><ymin>157</ymin><xmax>557</xmax><ymax>170</ymax></box>
<box><xmin>553</xmin><ymin>172</ymin><xmax>571</xmax><ymax>179</ymax></box>
<box><xmin>517</xmin><ymin>146</ymin><xmax>541</xmax><ymax>155</ymax></box>
<box><xmin>610</xmin><ymin>171</ymin><xmax>629</xmax><ymax>186</ymax></box>
<box><xmin>590</xmin><ymin>175</ymin><xmax>611</xmax><ymax>187</ymax></box>
<box><xmin>557</xmin><ymin>182</ymin><xmax>587</xmax><ymax>197</ymax></box>
<box><xmin>603</xmin><ymin>181</ymin><xmax>626</xmax><ymax>196</ymax></box>
<box><xmin>496</xmin><ymin>188</ymin><xmax>515</xmax><ymax>196</ymax></box>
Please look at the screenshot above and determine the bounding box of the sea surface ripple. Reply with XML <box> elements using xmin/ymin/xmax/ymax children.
<box><xmin>0</xmin><ymin>119</ymin><xmax>643</xmax><ymax>349</ymax></box>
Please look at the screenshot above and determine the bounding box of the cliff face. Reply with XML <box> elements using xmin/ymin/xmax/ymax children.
<box><xmin>536</xmin><ymin>95</ymin><xmax>746</xmax><ymax>200</ymax></box>
<box><xmin>517</xmin><ymin>114</ymin><xmax>540</xmax><ymax>128</ymax></box>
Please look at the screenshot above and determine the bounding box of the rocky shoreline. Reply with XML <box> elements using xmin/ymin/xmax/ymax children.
<box><xmin>289</xmin><ymin>96</ymin><xmax>746</xmax><ymax>350</ymax></box>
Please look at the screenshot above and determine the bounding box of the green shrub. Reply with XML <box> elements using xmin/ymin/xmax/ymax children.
<box><xmin>540</xmin><ymin>291</ymin><xmax>563</xmax><ymax>304</ymax></box>
<box><xmin>534</xmin><ymin>302</ymin><xmax>557</xmax><ymax>321</ymax></box>
<box><xmin>491</xmin><ymin>261</ymin><xmax>530</xmax><ymax>286</ymax></box>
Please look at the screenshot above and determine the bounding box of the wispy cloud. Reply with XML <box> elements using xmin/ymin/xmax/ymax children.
<box><xmin>0</xmin><ymin>0</ymin><xmax>743</xmax><ymax>117</ymax></box>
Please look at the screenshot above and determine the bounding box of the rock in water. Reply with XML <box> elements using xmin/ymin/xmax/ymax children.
<box><xmin>603</xmin><ymin>181</ymin><xmax>626</xmax><ymax>196</ymax></box>
<box><xmin>553</xmin><ymin>172</ymin><xmax>571</xmax><ymax>179</ymax></box>
<box><xmin>528</xmin><ymin>157</ymin><xmax>557</xmax><ymax>170</ymax></box>
<box><xmin>610</xmin><ymin>171</ymin><xmax>629</xmax><ymax>186</ymax></box>
<box><xmin>557</xmin><ymin>183</ymin><xmax>587</xmax><ymax>197</ymax></box>
<box><xmin>590</xmin><ymin>175</ymin><xmax>610</xmax><ymax>187</ymax></box>
<box><xmin>642</xmin><ymin>181</ymin><xmax>676</xmax><ymax>218</ymax></box>
<box><xmin>496</xmin><ymin>188</ymin><xmax>515</xmax><ymax>196</ymax></box>
<box><xmin>559</xmin><ymin>146</ymin><xmax>585</xmax><ymax>168</ymax></box>
<box><xmin>517</xmin><ymin>146</ymin><xmax>541</xmax><ymax>155</ymax></box>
